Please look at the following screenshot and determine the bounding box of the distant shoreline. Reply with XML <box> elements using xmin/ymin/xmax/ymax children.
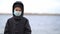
<box><xmin>0</xmin><ymin>13</ymin><xmax>60</xmax><ymax>16</ymax></box>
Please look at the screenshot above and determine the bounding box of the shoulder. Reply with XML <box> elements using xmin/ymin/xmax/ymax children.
<box><xmin>22</xmin><ymin>17</ymin><xmax>29</xmax><ymax>24</ymax></box>
<box><xmin>7</xmin><ymin>17</ymin><xmax>14</xmax><ymax>22</ymax></box>
<box><xmin>22</xmin><ymin>17</ymin><xmax>29</xmax><ymax>21</ymax></box>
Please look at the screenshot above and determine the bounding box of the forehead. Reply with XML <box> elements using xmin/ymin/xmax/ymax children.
<box><xmin>14</xmin><ymin>7</ymin><xmax>21</xmax><ymax>10</ymax></box>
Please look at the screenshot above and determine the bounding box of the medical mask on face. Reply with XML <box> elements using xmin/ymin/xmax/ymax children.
<box><xmin>14</xmin><ymin>10</ymin><xmax>22</xmax><ymax>16</ymax></box>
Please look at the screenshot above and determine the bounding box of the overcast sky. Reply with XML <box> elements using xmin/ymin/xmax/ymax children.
<box><xmin>0</xmin><ymin>0</ymin><xmax>60</xmax><ymax>14</ymax></box>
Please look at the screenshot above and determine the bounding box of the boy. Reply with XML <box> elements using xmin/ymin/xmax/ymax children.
<box><xmin>4</xmin><ymin>1</ymin><xmax>31</xmax><ymax>34</ymax></box>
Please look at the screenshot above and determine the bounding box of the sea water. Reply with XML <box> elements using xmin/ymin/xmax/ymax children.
<box><xmin>0</xmin><ymin>14</ymin><xmax>60</xmax><ymax>34</ymax></box>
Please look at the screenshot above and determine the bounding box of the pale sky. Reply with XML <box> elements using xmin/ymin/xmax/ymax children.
<box><xmin>0</xmin><ymin>0</ymin><xmax>60</xmax><ymax>14</ymax></box>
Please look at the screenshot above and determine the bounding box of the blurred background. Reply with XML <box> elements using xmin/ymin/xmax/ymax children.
<box><xmin>0</xmin><ymin>0</ymin><xmax>60</xmax><ymax>34</ymax></box>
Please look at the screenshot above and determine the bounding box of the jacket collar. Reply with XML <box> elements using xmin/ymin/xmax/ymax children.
<box><xmin>13</xmin><ymin>16</ymin><xmax>23</xmax><ymax>20</ymax></box>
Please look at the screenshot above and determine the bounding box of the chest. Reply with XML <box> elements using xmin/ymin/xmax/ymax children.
<box><xmin>10</xmin><ymin>19</ymin><xmax>25</xmax><ymax>30</ymax></box>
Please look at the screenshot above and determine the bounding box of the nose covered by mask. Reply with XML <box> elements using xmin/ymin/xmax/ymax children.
<box><xmin>14</xmin><ymin>10</ymin><xmax>22</xmax><ymax>16</ymax></box>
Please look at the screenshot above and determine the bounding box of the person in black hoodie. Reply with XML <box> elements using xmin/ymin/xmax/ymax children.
<box><xmin>4</xmin><ymin>1</ymin><xmax>31</xmax><ymax>34</ymax></box>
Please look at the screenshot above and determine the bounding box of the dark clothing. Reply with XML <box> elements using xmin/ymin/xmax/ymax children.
<box><xmin>4</xmin><ymin>17</ymin><xmax>31</xmax><ymax>34</ymax></box>
<box><xmin>4</xmin><ymin>1</ymin><xmax>31</xmax><ymax>34</ymax></box>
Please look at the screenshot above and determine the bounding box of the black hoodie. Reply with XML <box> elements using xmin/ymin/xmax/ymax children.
<box><xmin>4</xmin><ymin>1</ymin><xmax>31</xmax><ymax>34</ymax></box>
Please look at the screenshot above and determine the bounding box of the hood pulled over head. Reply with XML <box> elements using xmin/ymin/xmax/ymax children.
<box><xmin>12</xmin><ymin>1</ymin><xmax>24</xmax><ymax>19</ymax></box>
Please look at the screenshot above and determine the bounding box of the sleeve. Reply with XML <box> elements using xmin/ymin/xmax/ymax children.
<box><xmin>24</xmin><ymin>19</ymin><xmax>32</xmax><ymax>34</ymax></box>
<box><xmin>4</xmin><ymin>19</ymin><xmax>10</xmax><ymax>34</ymax></box>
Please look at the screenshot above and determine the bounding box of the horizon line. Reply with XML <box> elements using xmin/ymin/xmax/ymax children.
<box><xmin>0</xmin><ymin>13</ymin><xmax>60</xmax><ymax>16</ymax></box>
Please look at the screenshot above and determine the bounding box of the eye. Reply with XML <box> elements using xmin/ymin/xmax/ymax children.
<box><xmin>15</xmin><ymin>9</ymin><xmax>21</xmax><ymax>11</ymax></box>
<box><xmin>16</xmin><ymin>9</ymin><xmax>18</xmax><ymax>11</ymax></box>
